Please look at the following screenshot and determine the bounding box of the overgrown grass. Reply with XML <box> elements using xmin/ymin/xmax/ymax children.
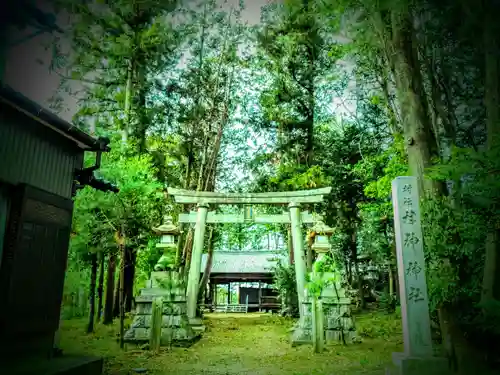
<box><xmin>60</xmin><ymin>311</ymin><xmax>403</xmax><ymax>375</ymax></box>
<box><xmin>355</xmin><ymin>308</ymin><xmax>403</xmax><ymax>340</ymax></box>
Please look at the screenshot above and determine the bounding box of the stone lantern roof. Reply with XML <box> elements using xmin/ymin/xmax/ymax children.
<box><xmin>152</xmin><ymin>215</ymin><xmax>180</xmax><ymax>235</ymax></box>
<box><xmin>311</xmin><ymin>218</ymin><xmax>334</xmax><ymax>236</ymax></box>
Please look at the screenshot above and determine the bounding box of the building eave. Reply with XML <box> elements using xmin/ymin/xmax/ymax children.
<box><xmin>0</xmin><ymin>84</ymin><xmax>108</xmax><ymax>152</ymax></box>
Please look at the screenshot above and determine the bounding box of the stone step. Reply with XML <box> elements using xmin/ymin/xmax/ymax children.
<box><xmin>130</xmin><ymin>314</ymin><xmax>190</xmax><ymax>329</ymax></box>
<box><xmin>188</xmin><ymin>317</ymin><xmax>203</xmax><ymax>326</ymax></box>
<box><xmin>136</xmin><ymin>294</ymin><xmax>186</xmax><ymax>303</ymax></box>
<box><xmin>192</xmin><ymin>325</ymin><xmax>206</xmax><ymax>333</ymax></box>
<box><xmin>140</xmin><ymin>287</ymin><xmax>185</xmax><ymax>296</ymax></box>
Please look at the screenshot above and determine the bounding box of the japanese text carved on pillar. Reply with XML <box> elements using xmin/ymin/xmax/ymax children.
<box><xmin>392</xmin><ymin>176</ymin><xmax>433</xmax><ymax>357</ymax></box>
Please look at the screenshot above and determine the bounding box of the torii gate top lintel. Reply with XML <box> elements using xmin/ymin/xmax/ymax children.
<box><xmin>166</xmin><ymin>187</ymin><xmax>332</xmax><ymax>205</ymax></box>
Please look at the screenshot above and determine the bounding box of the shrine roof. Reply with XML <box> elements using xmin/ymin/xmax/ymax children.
<box><xmin>201</xmin><ymin>251</ymin><xmax>288</xmax><ymax>274</ymax></box>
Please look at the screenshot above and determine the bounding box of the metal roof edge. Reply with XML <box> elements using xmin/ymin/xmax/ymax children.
<box><xmin>0</xmin><ymin>84</ymin><xmax>106</xmax><ymax>151</ymax></box>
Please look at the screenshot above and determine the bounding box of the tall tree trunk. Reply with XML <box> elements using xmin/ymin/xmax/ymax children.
<box><xmin>302</xmin><ymin>0</ymin><xmax>315</xmax><ymax>166</ymax></box>
<box><xmin>135</xmin><ymin>54</ymin><xmax>149</xmax><ymax>154</ymax></box>
<box><xmin>481</xmin><ymin>4</ymin><xmax>500</xmax><ymax>306</ymax></box>
<box><xmin>384</xmin><ymin>222</ymin><xmax>400</xmax><ymax>304</ymax></box>
<box><xmin>87</xmin><ymin>253</ymin><xmax>98</xmax><ymax>333</ymax></box>
<box><xmin>204</xmin><ymin>63</ymin><xmax>234</xmax><ymax>191</ymax></box>
<box><xmin>176</xmin><ymin>224</ymin><xmax>186</xmax><ymax>270</ymax></box>
<box><xmin>96</xmin><ymin>252</ymin><xmax>105</xmax><ymax>323</ymax></box>
<box><xmin>389</xmin><ymin>9</ymin><xmax>441</xmax><ymax>195</ymax></box>
<box><xmin>388</xmin><ymin>264</ymin><xmax>394</xmax><ymax>296</ymax></box>
<box><xmin>119</xmin><ymin>227</ymin><xmax>126</xmax><ymax>349</ymax></box>
<box><xmin>345</xmin><ymin>258</ymin><xmax>351</xmax><ymax>285</ymax></box>
<box><xmin>103</xmin><ymin>251</ymin><xmax>116</xmax><ymax>325</ymax></box>
<box><xmin>183</xmin><ymin>229</ymin><xmax>194</xmax><ymax>280</ymax></box>
<box><xmin>391</xmin><ymin>242</ymin><xmax>400</xmax><ymax>304</ymax></box>
<box><xmin>193</xmin><ymin>1</ymin><xmax>209</xmax><ymax>191</ymax></box>
<box><xmin>351</xmin><ymin>227</ymin><xmax>365</xmax><ymax>309</ymax></box>
<box><xmin>122</xmin><ymin>58</ymin><xmax>134</xmax><ymax>146</ymax></box>
<box><xmin>113</xmin><ymin>270</ymin><xmax>121</xmax><ymax>318</ymax></box>
<box><xmin>177</xmin><ymin>155</ymin><xmax>194</xmax><ymax>272</ymax></box>
<box><xmin>123</xmin><ymin>246</ymin><xmax>136</xmax><ymax>313</ymax></box>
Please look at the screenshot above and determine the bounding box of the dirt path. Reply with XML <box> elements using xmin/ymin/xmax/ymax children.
<box><xmin>61</xmin><ymin>312</ymin><xmax>401</xmax><ymax>375</ymax></box>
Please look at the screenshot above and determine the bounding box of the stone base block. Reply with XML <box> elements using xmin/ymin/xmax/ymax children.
<box><xmin>386</xmin><ymin>352</ymin><xmax>451</xmax><ymax>375</ymax></box>
<box><xmin>189</xmin><ymin>317</ymin><xmax>203</xmax><ymax>326</ymax></box>
<box><xmin>124</xmin><ymin>326</ymin><xmax>201</xmax><ymax>347</ymax></box>
<box><xmin>188</xmin><ymin>317</ymin><xmax>205</xmax><ymax>334</ymax></box>
<box><xmin>325</xmin><ymin>330</ymin><xmax>357</xmax><ymax>343</ymax></box>
<box><xmin>192</xmin><ymin>325</ymin><xmax>206</xmax><ymax>334</ymax></box>
<box><xmin>290</xmin><ymin>314</ymin><xmax>360</xmax><ymax>346</ymax></box>
<box><xmin>290</xmin><ymin>320</ymin><xmax>312</xmax><ymax>346</ymax></box>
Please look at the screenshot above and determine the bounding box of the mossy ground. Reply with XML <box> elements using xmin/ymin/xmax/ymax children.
<box><xmin>59</xmin><ymin>310</ymin><xmax>403</xmax><ymax>375</ymax></box>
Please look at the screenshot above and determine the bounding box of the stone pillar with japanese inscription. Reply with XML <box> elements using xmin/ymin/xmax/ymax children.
<box><xmin>386</xmin><ymin>176</ymin><xmax>450</xmax><ymax>375</ymax></box>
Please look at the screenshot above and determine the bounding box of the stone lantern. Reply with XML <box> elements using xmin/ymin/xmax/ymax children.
<box><xmin>311</xmin><ymin>219</ymin><xmax>334</xmax><ymax>263</ymax></box>
<box><xmin>124</xmin><ymin>214</ymin><xmax>200</xmax><ymax>347</ymax></box>
<box><xmin>152</xmin><ymin>214</ymin><xmax>180</xmax><ymax>271</ymax></box>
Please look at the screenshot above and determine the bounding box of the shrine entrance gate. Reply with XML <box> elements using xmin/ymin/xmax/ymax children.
<box><xmin>166</xmin><ymin>187</ymin><xmax>332</xmax><ymax>320</ymax></box>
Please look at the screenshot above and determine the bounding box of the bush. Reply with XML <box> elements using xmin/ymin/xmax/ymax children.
<box><xmin>271</xmin><ymin>260</ymin><xmax>299</xmax><ymax>318</ymax></box>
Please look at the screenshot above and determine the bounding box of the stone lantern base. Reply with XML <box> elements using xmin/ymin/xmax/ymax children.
<box><xmin>124</xmin><ymin>271</ymin><xmax>201</xmax><ymax>347</ymax></box>
<box><xmin>291</xmin><ymin>272</ymin><xmax>359</xmax><ymax>346</ymax></box>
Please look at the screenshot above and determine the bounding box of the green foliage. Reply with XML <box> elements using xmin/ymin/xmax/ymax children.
<box><xmin>353</xmin><ymin>137</ymin><xmax>408</xmax><ymax>264</ymax></box>
<box><xmin>419</xmin><ymin>142</ymin><xmax>500</xmax><ymax>317</ymax></box>
<box><xmin>472</xmin><ymin>300</ymin><xmax>500</xmax><ymax>336</ymax></box>
<box><xmin>135</xmin><ymin>238</ymin><xmax>163</xmax><ymax>292</ymax></box>
<box><xmin>356</xmin><ymin>309</ymin><xmax>402</xmax><ymax>339</ymax></box>
<box><xmin>378</xmin><ymin>291</ymin><xmax>397</xmax><ymax>313</ymax></box>
<box><xmin>271</xmin><ymin>258</ymin><xmax>299</xmax><ymax>317</ymax></box>
<box><xmin>70</xmin><ymin>140</ymin><xmax>164</xmax><ymax>290</ymax></box>
<box><xmin>306</xmin><ymin>254</ymin><xmax>340</xmax><ymax>297</ymax></box>
<box><xmin>268</xmin><ymin>164</ymin><xmax>330</xmax><ymax>191</ymax></box>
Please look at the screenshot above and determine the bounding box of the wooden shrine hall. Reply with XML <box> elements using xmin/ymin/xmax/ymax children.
<box><xmin>200</xmin><ymin>251</ymin><xmax>288</xmax><ymax>313</ymax></box>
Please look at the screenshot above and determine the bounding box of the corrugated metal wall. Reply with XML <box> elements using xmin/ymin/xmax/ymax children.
<box><xmin>0</xmin><ymin>105</ymin><xmax>80</xmax><ymax>199</ymax></box>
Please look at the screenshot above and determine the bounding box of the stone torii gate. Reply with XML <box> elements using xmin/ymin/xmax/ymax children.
<box><xmin>166</xmin><ymin>187</ymin><xmax>332</xmax><ymax>321</ymax></box>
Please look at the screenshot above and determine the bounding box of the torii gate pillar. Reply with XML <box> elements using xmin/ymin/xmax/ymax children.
<box><xmin>289</xmin><ymin>202</ymin><xmax>307</xmax><ymax>316</ymax></box>
<box><xmin>186</xmin><ymin>202</ymin><xmax>209</xmax><ymax>319</ymax></box>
